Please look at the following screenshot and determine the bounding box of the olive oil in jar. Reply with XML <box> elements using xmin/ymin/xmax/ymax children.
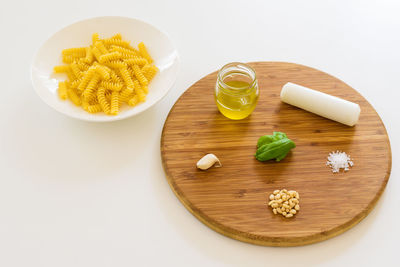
<box><xmin>215</xmin><ymin>63</ymin><xmax>259</xmax><ymax>120</ymax></box>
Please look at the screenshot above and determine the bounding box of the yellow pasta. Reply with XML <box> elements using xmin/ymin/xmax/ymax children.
<box><xmin>105</xmin><ymin>89</ymin><xmax>113</xmax><ymax>102</ymax></box>
<box><xmin>110</xmin><ymin>70</ymin><xmax>122</xmax><ymax>83</ymax></box>
<box><xmin>100</xmin><ymin>81</ymin><xmax>123</xmax><ymax>91</ymax></box>
<box><xmin>77</xmin><ymin>67</ymin><xmax>96</xmax><ymax>92</ymax></box>
<box><xmin>62</xmin><ymin>55</ymin><xmax>75</xmax><ymax>64</ymax></box>
<box><xmin>119</xmin><ymin>66</ymin><xmax>135</xmax><ymax>89</ymax></box>
<box><xmin>84</xmin><ymin>47</ymin><xmax>94</xmax><ymax>64</ymax></box>
<box><xmin>102</xmin><ymin>38</ymin><xmax>131</xmax><ymax>48</ymax></box>
<box><xmin>58</xmin><ymin>81</ymin><xmax>68</xmax><ymax>100</ymax></box>
<box><xmin>82</xmin><ymin>99</ymin><xmax>89</xmax><ymax>110</ymax></box>
<box><xmin>54</xmin><ymin>65</ymin><xmax>70</xmax><ymax>73</ymax></box>
<box><xmin>67</xmin><ymin>87</ymin><xmax>81</xmax><ymax>106</ymax></box>
<box><xmin>99</xmin><ymin>51</ymin><xmax>122</xmax><ymax>63</ymax></box>
<box><xmin>120</xmin><ymin>86</ymin><xmax>134</xmax><ymax>102</ymax></box>
<box><xmin>105</xmin><ymin>60</ymin><xmax>127</xmax><ymax>69</ymax></box>
<box><xmin>92</xmin><ymin>33</ymin><xmax>99</xmax><ymax>44</ymax></box>
<box><xmin>62</xmin><ymin>47</ymin><xmax>86</xmax><ymax>57</ymax></box>
<box><xmin>95</xmin><ymin>41</ymin><xmax>109</xmax><ymax>55</ymax></box>
<box><xmin>132</xmin><ymin>80</ymin><xmax>141</xmax><ymax>94</ymax></box>
<box><xmin>83</xmin><ymin>74</ymin><xmax>100</xmax><ymax>101</ymax></box>
<box><xmin>142</xmin><ymin>85</ymin><xmax>149</xmax><ymax>94</ymax></box>
<box><xmin>70</xmin><ymin>62</ymin><xmax>83</xmax><ymax>79</ymax></box>
<box><xmin>136</xmin><ymin>87</ymin><xmax>146</xmax><ymax>102</ymax></box>
<box><xmin>77</xmin><ymin>60</ymin><xmax>90</xmax><ymax>71</ymax></box>
<box><xmin>138</xmin><ymin>42</ymin><xmax>153</xmax><ymax>63</ymax></box>
<box><xmin>128</xmin><ymin>67</ymin><xmax>136</xmax><ymax>80</ymax></box>
<box><xmin>54</xmin><ymin>33</ymin><xmax>158</xmax><ymax>115</ymax></box>
<box><xmin>112</xmin><ymin>33</ymin><xmax>122</xmax><ymax>40</ymax></box>
<box><xmin>128</xmin><ymin>95</ymin><xmax>140</xmax><ymax>106</ymax></box>
<box><xmin>91</xmin><ymin>46</ymin><xmax>103</xmax><ymax>62</ymax></box>
<box><xmin>124</xmin><ymin>53</ymin><xmax>142</xmax><ymax>59</ymax></box>
<box><xmin>87</xmin><ymin>103</ymin><xmax>102</xmax><ymax>113</ymax></box>
<box><xmin>110</xmin><ymin>91</ymin><xmax>119</xmax><ymax>115</ymax></box>
<box><xmin>132</xmin><ymin>80</ymin><xmax>146</xmax><ymax>101</ymax></box>
<box><xmin>141</xmin><ymin>64</ymin><xmax>158</xmax><ymax>81</ymax></box>
<box><xmin>65</xmin><ymin>68</ymin><xmax>76</xmax><ymax>81</ymax></box>
<box><xmin>124</xmin><ymin>57</ymin><xmax>148</xmax><ymax>66</ymax></box>
<box><xmin>94</xmin><ymin>64</ymin><xmax>110</xmax><ymax>80</ymax></box>
<box><xmin>132</xmin><ymin>64</ymin><xmax>148</xmax><ymax>86</ymax></box>
<box><xmin>70</xmin><ymin>78</ymin><xmax>82</xmax><ymax>89</ymax></box>
<box><xmin>110</xmin><ymin>45</ymin><xmax>140</xmax><ymax>56</ymax></box>
<box><xmin>97</xmin><ymin>87</ymin><xmax>110</xmax><ymax>114</ymax></box>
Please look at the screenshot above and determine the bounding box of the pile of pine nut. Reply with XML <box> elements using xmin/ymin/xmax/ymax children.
<box><xmin>268</xmin><ymin>189</ymin><xmax>300</xmax><ymax>218</ymax></box>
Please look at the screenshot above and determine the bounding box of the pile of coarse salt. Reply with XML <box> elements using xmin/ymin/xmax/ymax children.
<box><xmin>326</xmin><ymin>151</ymin><xmax>354</xmax><ymax>173</ymax></box>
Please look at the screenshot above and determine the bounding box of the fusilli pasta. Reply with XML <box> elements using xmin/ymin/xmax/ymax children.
<box><xmin>54</xmin><ymin>33</ymin><xmax>158</xmax><ymax>115</ymax></box>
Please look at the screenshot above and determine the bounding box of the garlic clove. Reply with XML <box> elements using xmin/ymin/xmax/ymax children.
<box><xmin>196</xmin><ymin>153</ymin><xmax>221</xmax><ymax>170</ymax></box>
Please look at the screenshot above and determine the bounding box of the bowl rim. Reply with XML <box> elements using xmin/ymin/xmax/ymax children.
<box><xmin>30</xmin><ymin>15</ymin><xmax>180</xmax><ymax>122</ymax></box>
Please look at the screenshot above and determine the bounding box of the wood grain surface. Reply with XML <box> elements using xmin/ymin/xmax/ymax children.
<box><xmin>160</xmin><ymin>62</ymin><xmax>391</xmax><ymax>246</ymax></box>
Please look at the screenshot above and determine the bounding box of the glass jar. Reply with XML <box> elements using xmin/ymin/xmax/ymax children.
<box><xmin>215</xmin><ymin>62</ymin><xmax>259</xmax><ymax>120</ymax></box>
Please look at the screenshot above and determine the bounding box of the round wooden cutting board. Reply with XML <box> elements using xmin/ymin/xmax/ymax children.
<box><xmin>160</xmin><ymin>62</ymin><xmax>391</xmax><ymax>246</ymax></box>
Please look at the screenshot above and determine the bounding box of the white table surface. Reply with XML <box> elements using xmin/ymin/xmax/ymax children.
<box><xmin>1</xmin><ymin>0</ymin><xmax>399</xmax><ymax>266</ymax></box>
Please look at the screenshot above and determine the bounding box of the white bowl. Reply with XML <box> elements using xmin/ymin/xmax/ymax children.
<box><xmin>31</xmin><ymin>16</ymin><xmax>179</xmax><ymax>122</ymax></box>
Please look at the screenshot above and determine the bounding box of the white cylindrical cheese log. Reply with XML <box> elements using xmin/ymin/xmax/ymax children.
<box><xmin>280</xmin><ymin>82</ymin><xmax>360</xmax><ymax>126</ymax></box>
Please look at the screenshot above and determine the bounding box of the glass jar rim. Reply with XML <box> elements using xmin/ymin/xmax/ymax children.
<box><xmin>217</xmin><ymin>62</ymin><xmax>257</xmax><ymax>91</ymax></box>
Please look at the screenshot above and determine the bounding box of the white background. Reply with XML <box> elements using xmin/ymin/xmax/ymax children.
<box><xmin>0</xmin><ymin>0</ymin><xmax>399</xmax><ymax>266</ymax></box>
